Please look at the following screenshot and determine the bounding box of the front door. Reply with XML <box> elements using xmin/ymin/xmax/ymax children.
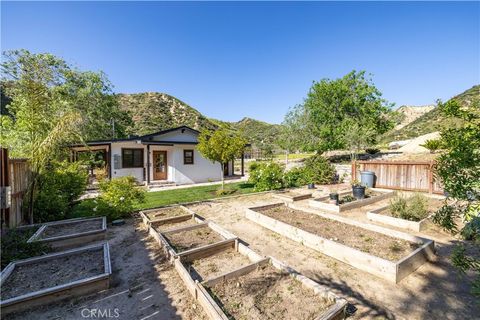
<box><xmin>153</xmin><ymin>151</ymin><xmax>167</xmax><ymax>180</ymax></box>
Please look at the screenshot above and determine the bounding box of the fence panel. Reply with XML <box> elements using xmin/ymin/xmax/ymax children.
<box><xmin>352</xmin><ymin>160</ymin><xmax>443</xmax><ymax>194</ymax></box>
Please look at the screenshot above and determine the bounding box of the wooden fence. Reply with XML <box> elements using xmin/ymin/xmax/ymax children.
<box><xmin>351</xmin><ymin>160</ymin><xmax>443</xmax><ymax>194</ymax></box>
<box><xmin>1</xmin><ymin>148</ymin><xmax>30</xmax><ymax>228</ymax></box>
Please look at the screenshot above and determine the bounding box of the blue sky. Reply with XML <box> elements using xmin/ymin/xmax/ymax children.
<box><xmin>2</xmin><ymin>1</ymin><xmax>479</xmax><ymax>124</ymax></box>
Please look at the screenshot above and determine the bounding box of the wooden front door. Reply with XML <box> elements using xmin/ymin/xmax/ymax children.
<box><xmin>153</xmin><ymin>151</ymin><xmax>167</xmax><ymax>180</ymax></box>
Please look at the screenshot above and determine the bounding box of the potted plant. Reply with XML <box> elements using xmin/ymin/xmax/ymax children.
<box><xmin>307</xmin><ymin>182</ymin><xmax>316</xmax><ymax>189</ymax></box>
<box><xmin>329</xmin><ymin>189</ymin><xmax>339</xmax><ymax>204</ymax></box>
<box><xmin>351</xmin><ymin>179</ymin><xmax>366</xmax><ymax>200</ymax></box>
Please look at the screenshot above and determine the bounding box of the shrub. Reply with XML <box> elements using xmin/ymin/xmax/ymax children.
<box><xmin>303</xmin><ymin>155</ymin><xmax>336</xmax><ymax>184</ymax></box>
<box><xmin>389</xmin><ymin>193</ymin><xmax>429</xmax><ymax>221</ymax></box>
<box><xmin>421</xmin><ymin>139</ymin><xmax>442</xmax><ymax>153</ymax></box>
<box><xmin>98</xmin><ymin>176</ymin><xmax>146</xmax><ymax>220</ymax></box>
<box><xmin>283</xmin><ymin>167</ymin><xmax>309</xmax><ymax>188</ymax></box>
<box><xmin>34</xmin><ymin>161</ymin><xmax>88</xmax><ymax>222</ymax></box>
<box><xmin>1</xmin><ymin>227</ymin><xmax>51</xmax><ymax>269</ymax></box>
<box><xmin>248</xmin><ymin>162</ymin><xmax>284</xmax><ymax>191</ymax></box>
<box><xmin>461</xmin><ymin>217</ymin><xmax>480</xmax><ymax>241</ymax></box>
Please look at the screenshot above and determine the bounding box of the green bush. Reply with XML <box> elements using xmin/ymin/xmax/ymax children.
<box><xmin>98</xmin><ymin>176</ymin><xmax>146</xmax><ymax>220</ymax></box>
<box><xmin>34</xmin><ymin>161</ymin><xmax>88</xmax><ymax>222</ymax></box>
<box><xmin>248</xmin><ymin>162</ymin><xmax>284</xmax><ymax>191</ymax></box>
<box><xmin>421</xmin><ymin>139</ymin><xmax>442</xmax><ymax>153</ymax></box>
<box><xmin>1</xmin><ymin>227</ymin><xmax>51</xmax><ymax>269</ymax></box>
<box><xmin>389</xmin><ymin>193</ymin><xmax>429</xmax><ymax>221</ymax></box>
<box><xmin>283</xmin><ymin>167</ymin><xmax>309</xmax><ymax>188</ymax></box>
<box><xmin>461</xmin><ymin>217</ymin><xmax>480</xmax><ymax>241</ymax></box>
<box><xmin>303</xmin><ymin>155</ymin><xmax>336</xmax><ymax>184</ymax></box>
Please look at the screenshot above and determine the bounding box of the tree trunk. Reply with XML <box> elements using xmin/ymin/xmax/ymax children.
<box><xmin>220</xmin><ymin>163</ymin><xmax>225</xmax><ymax>190</ymax></box>
<box><xmin>285</xmin><ymin>150</ymin><xmax>289</xmax><ymax>166</ymax></box>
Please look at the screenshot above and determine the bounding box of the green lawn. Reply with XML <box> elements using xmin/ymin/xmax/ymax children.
<box><xmin>70</xmin><ymin>181</ymin><xmax>257</xmax><ymax>219</ymax></box>
<box><xmin>137</xmin><ymin>182</ymin><xmax>256</xmax><ymax>210</ymax></box>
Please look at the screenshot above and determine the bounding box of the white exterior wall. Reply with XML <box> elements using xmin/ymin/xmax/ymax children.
<box><xmin>110</xmin><ymin>141</ymin><xmax>222</xmax><ymax>185</ymax></box>
<box><xmin>110</xmin><ymin>141</ymin><xmax>146</xmax><ymax>183</ymax></box>
<box><xmin>171</xmin><ymin>146</ymin><xmax>222</xmax><ymax>184</ymax></box>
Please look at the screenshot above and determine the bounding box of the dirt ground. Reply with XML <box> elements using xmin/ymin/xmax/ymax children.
<box><xmin>188</xmin><ymin>191</ymin><xmax>480</xmax><ymax>320</ymax></box>
<box><xmin>2</xmin><ymin>250</ymin><xmax>104</xmax><ymax>300</ymax></box>
<box><xmin>154</xmin><ymin>217</ymin><xmax>198</xmax><ymax>232</ymax></box>
<box><xmin>207</xmin><ymin>264</ymin><xmax>333</xmax><ymax>320</ymax></box>
<box><xmin>259</xmin><ymin>205</ymin><xmax>419</xmax><ymax>261</ymax></box>
<box><xmin>7</xmin><ymin>189</ymin><xmax>479</xmax><ymax>320</ymax></box>
<box><xmin>41</xmin><ymin>219</ymin><xmax>103</xmax><ymax>238</ymax></box>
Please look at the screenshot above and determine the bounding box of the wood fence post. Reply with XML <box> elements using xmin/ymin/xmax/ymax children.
<box><xmin>351</xmin><ymin>160</ymin><xmax>356</xmax><ymax>182</ymax></box>
<box><xmin>428</xmin><ymin>161</ymin><xmax>434</xmax><ymax>194</ymax></box>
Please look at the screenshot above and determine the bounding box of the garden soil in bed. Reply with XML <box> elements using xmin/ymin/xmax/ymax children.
<box><xmin>163</xmin><ymin>227</ymin><xmax>223</xmax><ymax>252</ymax></box>
<box><xmin>153</xmin><ymin>218</ymin><xmax>199</xmax><ymax>232</ymax></box>
<box><xmin>146</xmin><ymin>207</ymin><xmax>188</xmax><ymax>220</ymax></box>
<box><xmin>2</xmin><ymin>250</ymin><xmax>104</xmax><ymax>300</ymax></box>
<box><xmin>259</xmin><ymin>206</ymin><xmax>419</xmax><ymax>261</ymax></box>
<box><xmin>184</xmin><ymin>248</ymin><xmax>252</xmax><ymax>281</ymax></box>
<box><xmin>40</xmin><ymin>219</ymin><xmax>103</xmax><ymax>239</ymax></box>
<box><xmin>207</xmin><ymin>264</ymin><xmax>334</xmax><ymax>320</ymax></box>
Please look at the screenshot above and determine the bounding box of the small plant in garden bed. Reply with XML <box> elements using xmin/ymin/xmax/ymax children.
<box><xmin>389</xmin><ymin>193</ymin><xmax>429</xmax><ymax>222</ymax></box>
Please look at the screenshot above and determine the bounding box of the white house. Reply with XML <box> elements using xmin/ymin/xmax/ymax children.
<box><xmin>70</xmin><ymin>126</ymin><xmax>244</xmax><ymax>185</ymax></box>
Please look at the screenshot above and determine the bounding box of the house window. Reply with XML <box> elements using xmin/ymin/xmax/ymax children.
<box><xmin>184</xmin><ymin>150</ymin><xmax>194</xmax><ymax>165</ymax></box>
<box><xmin>122</xmin><ymin>148</ymin><xmax>144</xmax><ymax>168</ymax></box>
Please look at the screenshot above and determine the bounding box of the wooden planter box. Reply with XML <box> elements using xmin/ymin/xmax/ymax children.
<box><xmin>139</xmin><ymin>205</ymin><xmax>193</xmax><ymax>227</ymax></box>
<box><xmin>0</xmin><ymin>243</ymin><xmax>112</xmax><ymax>316</ymax></box>
<box><xmin>246</xmin><ymin>203</ymin><xmax>435</xmax><ymax>283</ymax></box>
<box><xmin>27</xmin><ymin>217</ymin><xmax>107</xmax><ymax>250</ymax></box>
<box><xmin>141</xmin><ymin>206</ymin><xmax>347</xmax><ymax>320</ymax></box>
<box><xmin>272</xmin><ymin>191</ymin><xmax>313</xmax><ymax>202</ymax></box>
<box><xmin>309</xmin><ymin>188</ymin><xmax>395</xmax><ymax>213</ymax></box>
<box><xmin>367</xmin><ymin>206</ymin><xmax>430</xmax><ymax>232</ymax></box>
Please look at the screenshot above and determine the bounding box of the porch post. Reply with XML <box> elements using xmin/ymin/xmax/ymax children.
<box><xmin>146</xmin><ymin>144</ymin><xmax>151</xmax><ymax>184</ymax></box>
<box><xmin>107</xmin><ymin>143</ymin><xmax>112</xmax><ymax>179</ymax></box>
<box><xmin>241</xmin><ymin>152</ymin><xmax>245</xmax><ymax>176</ymax></box>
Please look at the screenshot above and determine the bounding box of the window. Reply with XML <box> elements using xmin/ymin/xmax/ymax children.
<box><xmin>184</xmin><ymin>149</ymin><xmax>194</xmax><ymax>165</ymax></box>
<box><xmin>122</xmin><ymin>148</ymin><xmax>144</xmax><ymax>168</ymax></box>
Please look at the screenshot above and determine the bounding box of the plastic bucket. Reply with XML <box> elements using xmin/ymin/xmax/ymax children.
<box><xmin>360</xmin><ymin>171</ymin><xmax>375</xmax><ymax>188</ymax></box>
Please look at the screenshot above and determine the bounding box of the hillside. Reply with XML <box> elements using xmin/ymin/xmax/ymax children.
<box><xmin>380</xmin><ymin>85</ymin><xmax>479</xmax><ymax>143</ymax></box>
<box><xmin>393</xmin><ymin>105</ymin><xmax>435</xmax><ymax>130</ymax></box>
<box><xmin>118</xmin><ymin>92</ymin><xmax>281</xmax><ymax>148</ymax></box>
<box><xmin>117</xmin><ymin>92</ymin><xmax>217</xmax><ymax>135</ymax></box>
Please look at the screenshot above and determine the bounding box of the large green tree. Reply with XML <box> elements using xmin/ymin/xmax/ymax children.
<box><xmin>0</xmin><ymin>50</ymin><xmax>128</xmax><ymax>222</ymax></box>
<box><xmin>285</xmin><ymin>71</ymin><xmax>394</xmax><ymax>153</ymax></box>
<box><xmin>197</xmin><ymin>127</ymin><xmax>247</xmax><ymax>190</ymax></box>
<box><xmin>432</xmin><ymin>98</ymin><xmax>480</xmax><ymax>297</ymax></box>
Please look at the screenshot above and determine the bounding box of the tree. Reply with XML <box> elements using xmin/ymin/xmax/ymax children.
<box><xmin>342</xmin><ymin>119</ymin><xmax>376</xmax><ymax>161</ymax></box>
<box><xmin>285</xmin><ymin>70</ymin><xmax>394</xmax><ymax>153</ymax></box>
<box><xmin>278</xmin><ymin>104</ymin><xmax>308</xmax><ymax>165</ymax></box>
<box><xmin>197</xmin><ymin>128</ymin><xmax>247</xmax><ymax>190</ymax></box>
<box><xmin>0</xmin><ymin>50</ymin><xmax>127</xmax><ymax>222</ymax></box>
<box><xmin>432</xmin><ymin>98</ymin><xmax>480</xmax><ymax>297</ymax></box>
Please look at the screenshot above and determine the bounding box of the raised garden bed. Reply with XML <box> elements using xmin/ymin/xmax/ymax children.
<box><xmin>367</xmin><ymin>195</ymin><xmax>444</xmax><ymax>232</ymax></box>
<box><xmin>309</xmin><ymin>188</ymin><xmax>395</xmax><ymax>213</ymax></box>
<box><xmin>246</xmin><ymin>203</ymin><xmax>435</xmax><ymax>283</ymax></box>
<box><xmin>27</xmin><ymin>217</ymin><xmax>107</xmax><ymax>249</ymax></box>
<box><xmin>141</xmin><ymin>206</ymin><xmax>347</xmax><ymax>319</ymax></box>
<box><xmin>139</xmin><ymin>205</ymin><xmax>193</xmax><ymax>227</ymax></box>
<box><xmin>0</xmin><ymin>242</ymin><xmax>111</xmax><ymax>316</ymax></box>
<box><xmin>272</xmin><ymin>190</ymin><xmax>313</xmax><ymax>202</ymax></box>
<box><xmin>163</xmin><ymin>224</ymin><xmax>224</xmax><ymax>253</ymax></box>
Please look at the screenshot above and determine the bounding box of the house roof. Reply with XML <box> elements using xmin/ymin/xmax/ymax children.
<box><xmin>70</xmin><ymin>125</ymin><xmax>200</xmax><ymax>147</ymax></box>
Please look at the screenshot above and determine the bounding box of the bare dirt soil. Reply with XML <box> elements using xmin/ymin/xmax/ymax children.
<box><xmin>189</xmin><ymin>191</ymin><xmax>480</xmax><ymax>320</ymax></box>
<box><xmin>8</xmin><ymin>219</ymin><xmax>207</xmax><ymax>320</ymax></box>
<box><xmin>184</xmin><ymin>248</ymin><xmax>252</xmax><ymax>282</ymax></box>
<box><xmin>153</xmin><ymin>218</ymin><xmax>198</xmax><ymax>232</ymax></box>
<box><xmin>2</xmin><ymin>250</ymin><xmax>104</xmax><ymax>300</ymax></box>
<box><xmin>163</xmin><ymin>227</ymin><xmax>223</xmax><ymax>252</ymax></box>
<box><xmin>146</xmin><ymin>206</ymin><xmax>189</xmax><ymax>220</ymax></box>
<box><xmin>207</xmin><ymin>264</ymin><xmax>334</xmax><ymax>320</ymax></box>
<box><xmin>259</xmin><ymin>205</ymin><xmax>419</xmax><ymax>261</ymax></box>
<box><xmin>41</xmin><ymin>219</ymin><xmax>103</xmax><ymax>238</ymax></box>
